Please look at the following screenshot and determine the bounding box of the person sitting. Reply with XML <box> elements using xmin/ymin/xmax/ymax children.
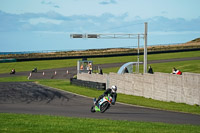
<box><xmin>32</xmin><ymin>67</ymin><xmax>37</xmax><ymax>73</ymax></box>
<box><xmin>172</xmin><ymin>67</ymin><xmax>182</xmax><ymax>75</ymax></box>
<box><xmin>94</xmin><ymin>85</ymin><xmax>117</xmax><ymax>106</ymax></box>
<box><xmin>124</xmin><ymin>67</ymin><xmax>129</xmax><ymax>73</ymax></box>
<box><xmin>10</xmin><ymin>69</ymin><xmax>15</xmax><ymax>74</ymax></box>
<box><xmin>148</xmin><ymin>66</ymin><xmax>154</xmax><ymax>74</ymax></box>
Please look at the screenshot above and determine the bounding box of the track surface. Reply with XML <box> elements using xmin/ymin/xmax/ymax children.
<box><xmin>0</xmin><ymin>82</ymin><xmax>200</xmax><ymax>125</ymax></box>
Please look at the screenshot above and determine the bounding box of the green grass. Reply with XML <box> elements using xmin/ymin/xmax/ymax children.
<box><xmin>103</xmin><ymin>67</ymin><xmax>120</xmax><ymax>73</ymax></box>
<box><xmin>38</xmin><ymin>79</ymin><xmax>104</xmax><ymax>98</ymax></box>
<box><xmin>151</xmin><ymin>60</ymin><xmax>200</xmax><ymax>73</ymax></box>
<box><xmin>0</xmin><ymin>76</ymin><xmax>29</xmax><ymax>82</ymax></box>
<box><xmin>89</xmin><ymin>50</ymin><xmax>200</xmax><ymax>65</ymax></box>
<box><xmin>0</xmin><ymin>50</ymin><xmax>199</xmax><ymax>74</ymax></box>
<box><xmin>0</xmin><ymin>59</ymin><xmax>79</xmax><ymax>74</ymax></box>
<box><xmin>0</xmin><ymin>113</ymin><xmax>200</xmax><ymax>133</ymax></box>
<box><xmin>102</xmin><ymin>60</ymin><xmax>200</xmax><ymax>73</ymax></box>
<box><xmin>117</xmin><ymin>93</ymin><xmax>200</xmax><ymax>115</ymax></box>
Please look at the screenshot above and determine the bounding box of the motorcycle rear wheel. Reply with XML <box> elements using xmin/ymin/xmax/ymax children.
<box><xmin>91</xmin><ymin>106</ymin><xmax>95</xmax><ymax>113</ymax></box>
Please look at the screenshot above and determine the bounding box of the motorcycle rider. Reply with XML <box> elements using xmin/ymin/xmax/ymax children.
<box><xmin>95</xmin><ymin>85</ymin><xmax>117</xmax><ymax>106</ymax></box>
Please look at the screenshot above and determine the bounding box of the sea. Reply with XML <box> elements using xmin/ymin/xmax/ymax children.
<box><xmin>0</xmin><ymin>31</ymin><xmax>199</xmax><ymax>55</ymax></box>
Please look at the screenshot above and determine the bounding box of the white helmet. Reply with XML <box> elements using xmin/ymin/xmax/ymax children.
<box><xmin>111</xmin><ymin>85</ymin><xmax>117</xmax><ymax>92</ymax></box>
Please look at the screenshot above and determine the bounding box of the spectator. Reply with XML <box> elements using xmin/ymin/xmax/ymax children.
<box><xmin>32</xmin><ymin>67</ymin><xmax>37</xmax><ymax>73</ymax></box>
<box><xmin>172</xmin><ymin>67</ymin><xmax>182</xmax><ymax>75</ymax></box>
<box><xmin>148</xmin><ymin>66</ymin><xmax>154</xmax><ymax>74</ymax></box>
<box><xmin>10</xmin><ymin>69</ymin><xmax>15</xmax><ymax>74</ymax></box>
<box><xmin>88</xmin><ymin>62</ymin><xmax>92</xmax><ymax>74</ymax></box>
<box><xmin>88</xmin><ymin>69</ymin><xmax>92</xmax><ymax>74</ymax></box>
<box><xmin>124</xmin><ymin>67</ymin><xmax>129</xmax><ymax>73</ymax></box>
<box><xmin>99</xmin><ymin>67</ymin><xmax>103</xmax><ymax>75</ymax></box>
<box><xmin>80</xmin><ymin>64</ymin><xmax>84</xmax><ymax>70</ymax></box>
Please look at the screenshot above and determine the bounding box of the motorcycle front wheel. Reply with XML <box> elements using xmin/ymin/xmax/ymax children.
<box><xmin>100</xmin><ymin>101</ymin><xmax>110</xmax><ymax>113</ymax></box>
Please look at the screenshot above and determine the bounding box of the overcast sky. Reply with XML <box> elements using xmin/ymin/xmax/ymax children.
<box><xmin>0</xmin><ymin>0</ymin><xmax>200</xmax><ymax>52</ymax></box>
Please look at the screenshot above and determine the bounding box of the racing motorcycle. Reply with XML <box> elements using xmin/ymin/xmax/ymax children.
<box><xmin>91</xmin><ymin>94</ymin><xmax>112</xmax><ymax>113</ymax></box>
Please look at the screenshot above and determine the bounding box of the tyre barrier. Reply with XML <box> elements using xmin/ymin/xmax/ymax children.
<box><xmin>70</xmin><ymin>78</ymin><xmax>106</xmax><ymax>90</ymax></box>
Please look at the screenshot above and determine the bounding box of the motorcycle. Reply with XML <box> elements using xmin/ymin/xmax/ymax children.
<box><xmin>91</xmin><ymin>94</ymin><xmax>112</xmax><ymax>113</ymax></box>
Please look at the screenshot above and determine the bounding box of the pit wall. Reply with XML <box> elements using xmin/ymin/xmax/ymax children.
<box><xmin>77</xmin><ymin>72</ymin><xmax>200</xmax><ymax>105</ymax></box>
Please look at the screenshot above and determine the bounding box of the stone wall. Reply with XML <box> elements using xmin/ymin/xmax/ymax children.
<box><xmin>77</xmin><ymin>72</ymin><xmax>200</xmax><ymax>105</ymax></box>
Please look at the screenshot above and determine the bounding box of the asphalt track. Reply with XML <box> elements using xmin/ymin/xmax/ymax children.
<box><xmin>0</xmin><ymin>82</ymin><xmax>200</xmax><ymax>125</ymax></box>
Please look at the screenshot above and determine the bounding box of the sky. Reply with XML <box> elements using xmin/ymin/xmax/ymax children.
<box><xmin>0</xmin><ymin>0</ymin><xmax>200</xmax><ymax>52</ymax></box>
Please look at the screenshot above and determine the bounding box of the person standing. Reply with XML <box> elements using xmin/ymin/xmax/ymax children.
<box><xmin>99</xmin><ymin>67</ymin><xmax>103</xmax><ymax>75</ymax></box>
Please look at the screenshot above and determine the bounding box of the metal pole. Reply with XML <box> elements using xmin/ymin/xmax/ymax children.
<box><xmin>137</xmin><ymin>34</ymin><xmax>140</xmax><ymax>73</ymax></box>
<box><xmin>106</xmin><ymin>74</ymin><xmax>109</xmax><ymax>89</ymax></box>
<box><xmin>143</xmin><ymin>22</ymin><xmax>148</xmax><ymax>73</ymax></box>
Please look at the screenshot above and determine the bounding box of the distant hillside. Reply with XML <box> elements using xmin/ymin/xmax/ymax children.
<box><xmin>188</xmin><ymin>38</ymin><xmax>200</xmax><ymax>43</ymax></box>
<box><xmin>1</xmin><ymin>37</ymin><xmax>200</xmax><ymax>60</ymax></box>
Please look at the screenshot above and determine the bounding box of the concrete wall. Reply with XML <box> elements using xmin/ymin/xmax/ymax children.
<box><xmin>77</xmin><ymin>72</ymin><xmax>200</xmax><ymax>105</ymax></box>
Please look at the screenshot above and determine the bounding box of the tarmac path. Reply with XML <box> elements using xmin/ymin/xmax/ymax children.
<box><xmin>0</xmin><ymin>82</ymin><xmax>200</xmax><ymax>125</ymax></box>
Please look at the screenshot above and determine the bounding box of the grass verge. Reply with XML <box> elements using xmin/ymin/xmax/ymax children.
<box><xmin>0</xmin><ymin>113</ymin><xmax>200</xmax><ymax>133</ymax></box>
<box><xmin>102</xmin><ymin>60</ymin><xmax>200</xmax><ymax>73</ymax></box>
<box><xmin>0</xmin><ymin>76</ymin><xmax>28</xmax><ymax>82</ymax></box>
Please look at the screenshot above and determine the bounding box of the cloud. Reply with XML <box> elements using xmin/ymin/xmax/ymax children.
<box><xmin>161</xmin><ymin>11</ymin><xmax>168</xmax><ymax>15</ymax></box>
<box><xmin>146</xmin><ymin>16</ymin><xmax>200</xmax><ymax>32</ymax></box>
<box><xmin>41</xmin><ymin>0</ymin><xmax>60</xmax><ymax>8</ymax></box>
<box><xmin>0</xmin><ymin>10</ymin><xmax>200</xmax><ymax>34</ymax></box>
<box><xmin>99</xmin><ymin>0</ymin><xmax>117</xmax><ymax>5</ymax></box>
<box><xmin>1</xmin><ymin>10</ymin><xmax>200</xmax><ymax>52</ymax></box>
<box><xmin>29</xmin><ymin>18</ymin><xmax>63</xmax><ymax>25</ymax></box>
<box><xmin>53</xmin><ymin>5</ymin><xmax>60</xmax><ymax>8</ymax></box>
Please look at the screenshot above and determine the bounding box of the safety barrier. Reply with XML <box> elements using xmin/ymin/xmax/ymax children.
<box><xmin>77</xmin><ymin>72</ymin><xmax>200</xmax><ymax>105</ymax></box>
<box><xmin>0</xmin><ymin>58</ymin><xmax>16</xmax><ymax>63</ymax></box>
<box><xmin>70</xmin><ymin>78</ymin><xmax>106</xmax><ymax>90</ymax></box>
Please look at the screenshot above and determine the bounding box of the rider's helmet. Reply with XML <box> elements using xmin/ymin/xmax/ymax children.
<box><xmin>111</xmin><ymin>85</ymin><xmax>117</xmax><ymax>93</ymax></box>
